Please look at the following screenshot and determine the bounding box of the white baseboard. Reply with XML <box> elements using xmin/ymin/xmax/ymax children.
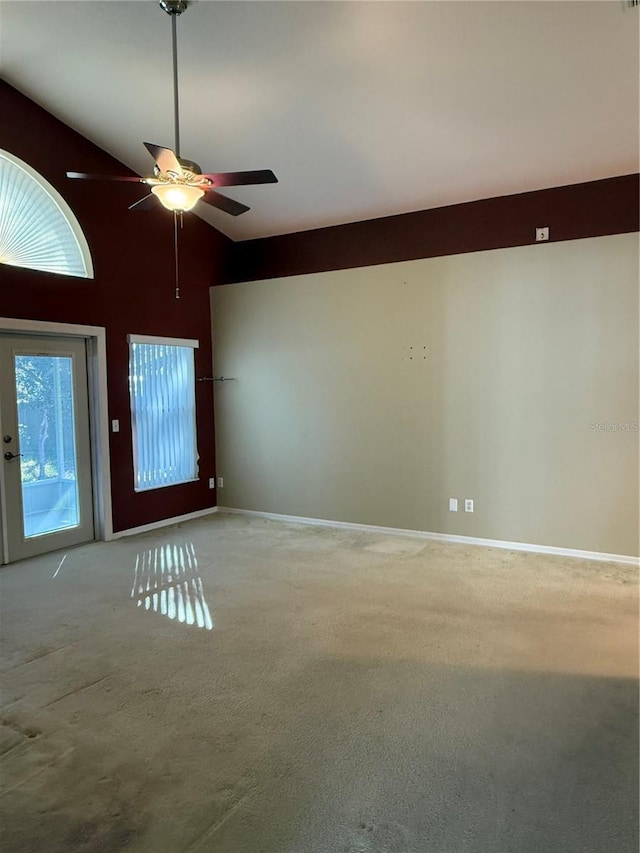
<box><xmin>108</xmin><ymin>506</ymin><xmax>219</xmax><ymax>540</ymax></box>
<box><xmin>217</xmin><ymin>506</ymin><xmax>639</xmax><ymax>566</ymax></box>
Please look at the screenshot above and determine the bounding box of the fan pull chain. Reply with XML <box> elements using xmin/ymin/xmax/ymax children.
<box><xmin>174</xmin><ymin>210</ymin><xmax>180</xmax><ymax>299</ymax></box>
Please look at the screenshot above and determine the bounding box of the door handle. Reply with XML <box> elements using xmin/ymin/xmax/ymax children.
<box><xmin>4</xmin><ymin>452</ymin><xmax>23</xmax><ymax>461</ymax></box>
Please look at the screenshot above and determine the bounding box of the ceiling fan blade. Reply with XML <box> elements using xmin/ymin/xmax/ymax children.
<box><xmin>201</xmin><ymin>189</ymin><xmax>250</xmax><ymax>216</ymax></box>
<box><xmin>143</xmin><ymin>142</ymin><xmax>183</xmax><ymax>176</ymax></box>
<box><xmin>128</xmin><ymin>194</ymin><xmax>157</xmax><ymax>211</ymax></box>
<box><xmin>67</xmin><ymin>172</ymin><xmax>146</xmax><ymax>183</ymax></box>
<box><xmin>202</xmin><ymin>169</ymin><xmax>278</xmax><ymax>188</ymax></box>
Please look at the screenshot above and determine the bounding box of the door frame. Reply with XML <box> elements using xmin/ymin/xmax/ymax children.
<box><xmin>0</xmin><ymin>317</ymin><xmax>113</xmax><ymax>563</ymax></box>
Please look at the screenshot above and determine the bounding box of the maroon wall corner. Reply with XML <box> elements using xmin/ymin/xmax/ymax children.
<box><xmin>0</xmin><ymin>80</ymin><xmax>232</xmax><ymax>533</ymax></box>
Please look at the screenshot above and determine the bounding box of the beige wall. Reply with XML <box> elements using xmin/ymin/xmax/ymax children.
<box><xmin>211</xmin><ymin>233</ymin><xmax>639</xmax><ymax>556</ymax></box>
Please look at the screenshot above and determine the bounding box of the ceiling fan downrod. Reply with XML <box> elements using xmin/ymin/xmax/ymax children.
<box><xmin>160</xmin><ymin>0</ymin><xmax>188</xmax><ymax>300</ymax></box>
<box><xmin>159</xmin><ymin>0</ymin><xmax>188</xmax><ymax>159</ymax></box>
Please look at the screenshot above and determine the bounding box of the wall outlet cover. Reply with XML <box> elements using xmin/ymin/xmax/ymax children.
<box><xmin>536</xmin><ymin>227</ymin><xmax>550</xmax><ymax>242</ymax></box>
<box><xmin>449</xmin><ymin>498</ymin><xmax>458</xmax><ymax>512</ymax></box>
<box><xmin>464</xmin><ymin>499</ymin><xmax>474</xmax><ymax>512</ymax></box>
<box><xmin>208</xmin><ymin>478</ymin><xmax>216</xmax><ymax>489</ymax></box>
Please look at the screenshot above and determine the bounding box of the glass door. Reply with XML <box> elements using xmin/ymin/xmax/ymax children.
<box><xmin>0</xmin><ymin>335</ymin><xmax>94</xmax><ymax>562</ymax></box>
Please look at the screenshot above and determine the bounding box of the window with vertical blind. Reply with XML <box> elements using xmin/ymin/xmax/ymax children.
<box><xmin>128</xmin><ymin>335</ymin><xmax>199</xmax><ymax>491</ymax></box>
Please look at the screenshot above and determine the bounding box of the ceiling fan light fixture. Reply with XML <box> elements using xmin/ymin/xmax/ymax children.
<box><xmin>151</xmin><ymin>183</ymin><xmax>204</xmax><ymax>211</ymax></box>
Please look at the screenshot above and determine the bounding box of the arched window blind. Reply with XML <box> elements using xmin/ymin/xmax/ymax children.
<box><xmin>0</xmin><ymin>148</ymin><xmax>93</xmax><ymax>278</ymax></box>
<box><xmin>128</xmin><ymin>334</ymin><xmax>199</xmax><ymax>491</ymax></box>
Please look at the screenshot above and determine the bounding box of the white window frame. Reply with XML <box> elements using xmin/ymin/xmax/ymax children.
<box><xmin>128</xmin><ymin>334</ymin><xmax>199</xmax><ymax>492</ymax></box>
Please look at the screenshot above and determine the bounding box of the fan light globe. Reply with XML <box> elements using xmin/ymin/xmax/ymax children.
<box><xmin>151</xmin><ymin>184</ymin><xmax>204</xmax><ymax>212</ymax></box>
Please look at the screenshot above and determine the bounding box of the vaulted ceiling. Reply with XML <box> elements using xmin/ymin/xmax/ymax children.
<box><xmin>2</xmin><ymin>1</ymin><xmax>638</xmax><ymax>241</ymax></box>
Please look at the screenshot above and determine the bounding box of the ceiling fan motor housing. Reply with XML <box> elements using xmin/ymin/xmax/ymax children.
<box><xmin>177</xmin><ymin>158</ymin><xmax>202</xmax><ymax>175</ymax></box>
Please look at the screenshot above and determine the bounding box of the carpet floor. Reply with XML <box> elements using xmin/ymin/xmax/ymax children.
<box><xmin>1</xmin><ymin>512</ymin><xmax>637</xmax><ymax>852</ymax></box>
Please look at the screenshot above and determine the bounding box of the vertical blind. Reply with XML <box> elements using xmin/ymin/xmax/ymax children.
<box><xmin>128</xmin><ymin>337</ymin><xmax>199</xmax><ymax>491</ymax></box>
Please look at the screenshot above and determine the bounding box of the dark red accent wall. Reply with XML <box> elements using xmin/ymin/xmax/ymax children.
<box><xmin>0</xmin><ymin>81</ymin><xmax>231</xmax><ymax>533</ymax></box>
<box><xmin>228</xmin><ymin>173</ymin><xmax>640</xmax><ymax>283</ymax></box>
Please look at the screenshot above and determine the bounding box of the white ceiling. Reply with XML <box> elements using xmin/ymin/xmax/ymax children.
<box><xmin>2</xmin><ymin>1</ymin><xmax>638</xmax><ymax>241</ymax></box>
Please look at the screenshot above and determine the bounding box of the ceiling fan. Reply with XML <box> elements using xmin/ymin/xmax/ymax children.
<box><xmin>67</xmin><ymin>0</ymin><xmax>277</xmax><ymax>217</ymax></box>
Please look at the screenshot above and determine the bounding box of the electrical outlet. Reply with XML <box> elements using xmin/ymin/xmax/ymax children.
<box><xmin>449</xmin><ymin>498</ymin><xmax>458</xmax><ymax>512</ymax></box>
<box><xmin>464</xmin><ymin>499</ymin><xmax>474</xmax><ymax>513</ymax></box>
<box><xmin>111</xmin><ymin>419</ymin><xmax>119</xmax><ymax>433</ymax></box>
<box><xmin>208</xmin><ymin>478</ymin><xmax>216</xmax><ymax>489</ymax></box>
<box><xmin>535</xmin><ymin>227</ymin><xmax>549</xmax><ymax>242</ymax></box>
<box><xmin>217</xmin><ymin>477</ymin><xmax>224</xmax><ymax>488</ymax></box>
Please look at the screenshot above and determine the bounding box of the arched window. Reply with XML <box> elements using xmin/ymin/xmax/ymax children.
<box><xmin>0</xmin><ymin>148</ymin><xmax>94</xmax><ymax>279</ymax></box>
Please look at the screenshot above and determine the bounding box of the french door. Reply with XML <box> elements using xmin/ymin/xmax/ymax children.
<box><xmin>0</xmin><ymin>334</ymin><xmax>95</xmax><ymax>562</ymax></box>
